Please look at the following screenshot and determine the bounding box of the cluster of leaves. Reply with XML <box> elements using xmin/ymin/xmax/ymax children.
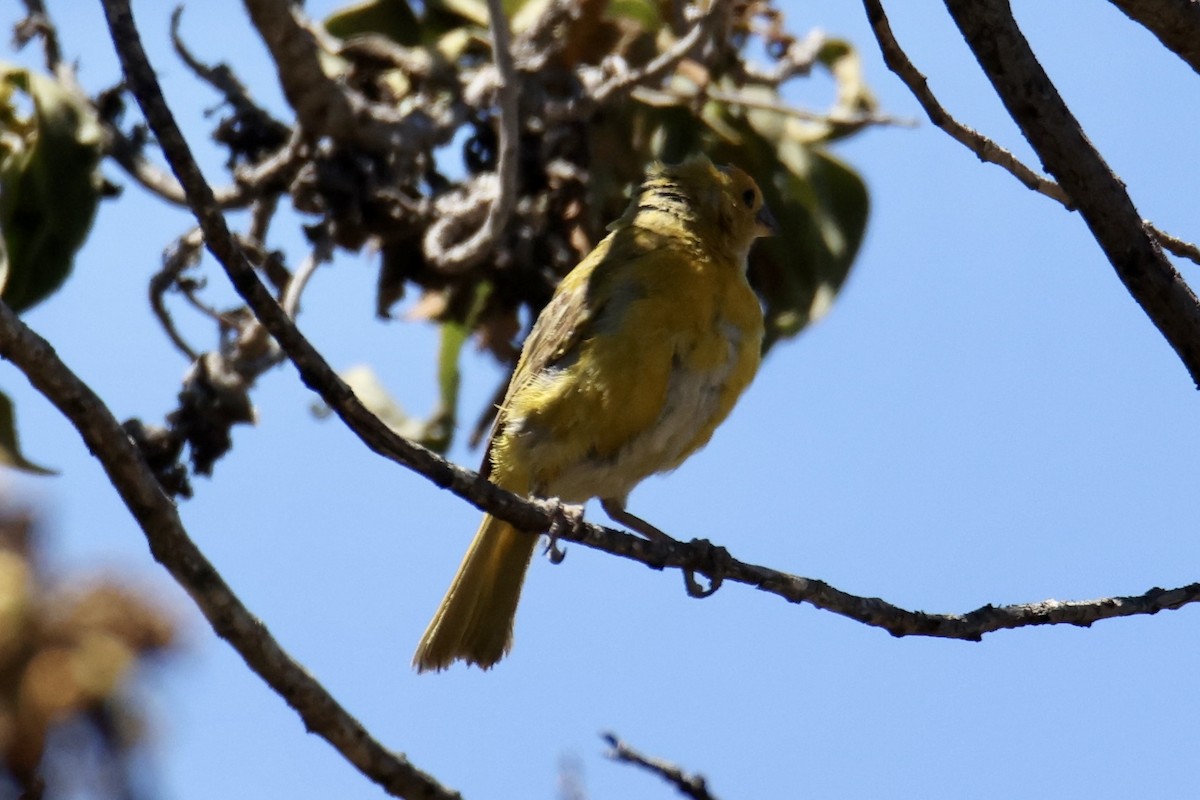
<box><xmin>322</xmin><ymin>0</ymin><xmax>873</xmax><ymax>447</ymax></box>
<box><xmin>0</xmin><ymin>505</ymin><xmax>177</xmax><ymax>798</ymax></box>
<box><xmin>1</xmin><ymin>0</ymin><xmax>875</xmax><ymax>484</ymax></box>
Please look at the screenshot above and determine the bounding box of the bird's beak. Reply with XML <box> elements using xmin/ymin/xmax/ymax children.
<box><xmin>755</xmin><ymin>204</ymin><xmax>780</xmax><ymax>237</ymax></box>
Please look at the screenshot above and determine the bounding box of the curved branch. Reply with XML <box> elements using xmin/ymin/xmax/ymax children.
<box><xmin>240</xmin><ymin>0</ymin><xmax>355</xmax><ymax>139</ymax></box>
<box><xmin>941</xmin><ymin>0</ymin><xmax>1200</xmax><ymax>387</ymax></box>
<box><xmin>604</xmin><ymin>734</ymin><xmax>718</xmax><ymax>800</ymax></box>
<box><xmin>426</xmin><ymin>0</ymin><xmax>520</xmax><ymax>274</ymax></box>
<box><xmin>106</xmin><ymin>126</ymin><xmax>255</xmax><ymax>208</ymax></box>
<box><xmin>239</xmin><ymin>0</ymin><xmax>425</xmax><ymax>151</ymax></box>
<box><xmin>97</xmin><ymin>3</ymin><xmax>461</xmax><ymax>798</ymax></box>
<box><xmin>861</xmin><ymin>0</ymin><xmax>1200</xmax><ymax>268</ymax></box>
<box><xmin>1106</xmin><ymin>0</ymin><xmax>1200</xmax><ymax>76</ymax></box>
<box><xmin>16</xmin><ymin>0</ymin><xmax>62</xmax><ymax>72</ymax></box>
<box><xmin>861</xmin><ymin>0</ymin><xmax>1068</xmax><ymax>203</ymax></box>
<box><xmin>0</xmin><ymin>298</ymin><xmax>460</xmax><ymax>800</ymax></box>
<box><xmin>592</xmin><ymin>5</ymin><xmax>716</xmax><ymax>105</ymax></box>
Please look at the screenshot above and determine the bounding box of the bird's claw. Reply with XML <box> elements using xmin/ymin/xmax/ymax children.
<box><xmin>684</xmin><ymin>569</ymin><xmax>722</xmax><ymax>598</ymax></box>
<box><xmin>683</xmin><ymin>539</ymin><xmax>728</xmax><ymax>598</ymax></box>
<box><xmin>544</xmin><ymin>499</ymin><xmax>584</xmax><ymax>565</ymax></box>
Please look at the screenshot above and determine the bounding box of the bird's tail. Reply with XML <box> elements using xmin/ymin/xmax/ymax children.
<box><xmin>412</xmin><ymin>513</ymin><xmax>539</xmax><ymax>672</ymax></box>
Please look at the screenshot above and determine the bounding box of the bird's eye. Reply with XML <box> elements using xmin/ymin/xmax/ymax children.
<box><xmin>741</xmin><ymin>188</ymin><xmax>756</xmax><ymax>208</ymax></box>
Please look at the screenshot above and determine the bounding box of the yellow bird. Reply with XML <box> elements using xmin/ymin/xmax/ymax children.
<box><xmin>413</xmin><ymin>155</ymin><xmax>776</xmax><ymax>672</ymax></box>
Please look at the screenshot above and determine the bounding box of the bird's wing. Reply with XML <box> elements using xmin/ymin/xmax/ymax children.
<box><xmin>478</xmin><ymin>233</ymin><xmax>621</xmax><ymax>479</ymax></box>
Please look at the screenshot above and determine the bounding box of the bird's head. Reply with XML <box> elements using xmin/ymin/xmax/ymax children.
<box><xmin>646</xmin><ymin>155</ymin><xmax>778</xmax><ymax>265</ymax></box>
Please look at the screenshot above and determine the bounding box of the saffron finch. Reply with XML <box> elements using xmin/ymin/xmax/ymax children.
<box><xmin>414</xmin><ymin>155</ymin><xmax>776</xmax><ymax>671</ymax></box>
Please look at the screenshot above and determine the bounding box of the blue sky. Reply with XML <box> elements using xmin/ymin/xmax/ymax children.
<box><xmin>5</xmin><ymin>1</ymin><xmax>1200</xmax><ymax>798</ymax></box>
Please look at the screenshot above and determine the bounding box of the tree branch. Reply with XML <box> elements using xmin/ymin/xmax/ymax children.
<box><xmin>861</xmin><ymin>0</ymin><xmax>1068</xmax><ymax>203</ymax></box>
<box><xmin>240</xmin><ymin>0</ymin><xmax>430</xmax><ymax>152</ymax></box>
<box><xmin>15</xmin><ymin>0</ymin><xmax>62</xmax><ymax>73</ymax></box>
<box><xmin>0</xmin><ymin>297</ymin><xmax>460</xmax><ymax>800</ymax></box>
<box><xmin>861</xmin><ymin>0</ymin><xmax>1200</xmax><ymax>268</ymax></box>
<box><xmin>592</xmin><ymin>4</ymin><xmax>717</xmax><ymax>105</ymax></box>
<box><xmin>940</xmin><ymin>0</ymin><xmax>1200</xmax><ymax>387</ymax></box>
<box><xmin>603</xmin><ymin>734</ymin><xmax>718</xmax><ymax>800</ymax></box>
<box><xmin>1106</xmin><ymin>0</ymin><xmax>1200</xmax><ymax>76</ymax></box>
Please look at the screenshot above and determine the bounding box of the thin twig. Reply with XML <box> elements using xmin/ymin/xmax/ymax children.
<box><xmin>107</xmin><ymin>126</ymin><xmax>253</xmax><ymax>208</ymax></box>
<box><xmin>151</xmin><ymin>228</ymin><xmax>204</xmax><ymax>361</ymax></box>
<box><xmin>241</xmin><ymin>0</ymin><xmax>431</xmax><ymax>151</ymax></box>
<box><xmin>739</xmin><ymin>28</ymin><xmax>825</xmax><ymax>85</ymax></box>
<box><xmin>280</xmin><ymin>235</ymin><xmax>333</xmax><ymax>318</ymax></box>
<box><xmin>860</xmin><ymin>0</ymin><xmax>1200</xmax><ymax>269</ymax></box>
<box><xmin>592</xmin><ymin>6</ymin><xmax>716</xmax><ymax>105</ymax></box>
<box><xmin>15</xmin><ymin>0</ymin><xmax>62</xmax><ymax>72</ymax></box>
<box><xmin>0</xmin><ymin>296</ymin><xmax>460</xmax><ymax>800</ymax></box>
<box><xmin>1148</xmin><ymin>222</ymin><xmax>1200</xmax><ymax>265</ymax></box>
<box><xmin>169</xmin><ymin>6</ymin><xmax>290</xmax><ymax>142</ymax></box>
<box><xmin>633</xmin><ymin>84</ymin><xmax>914</xmax><ymax>129</ymax></box>
<box><xmin>942</xmin><ymin>0</ymin><xmax>1200</xmax><ymax>386</ymax></box>
<box><xmin>603</xmin><ymin>734</ymin><xmax>718</xmax><ymax>800</ymax></box>
<box><xmin>427</xmin><ymin>0</ymin><xmax>520</xmax><ymax>274</ymax></box>
<box><xmin>861</xmin><ymin>0</ymin><xmax>1069</xmax><ymax>204</ymax></box>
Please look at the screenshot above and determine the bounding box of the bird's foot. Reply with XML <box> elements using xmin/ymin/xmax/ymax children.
<box><xmin>684</xmin><ymin>539</ymin><xmax>729</xmax><ymax>599</ymax></box>
<box><xmin>543</xmin><ymin>499</ymin><xmax>584</xmax><ymax>564</ymax></box>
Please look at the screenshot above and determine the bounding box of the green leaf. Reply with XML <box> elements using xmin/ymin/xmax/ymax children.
<box><xmin>426</xmin><ymin>318</ymin><xmax>468</xmax><ymax>452</ymax></box>
<box><xmin>330</xmin><ymin>364</ymin><xmax>424</xmax><ymax>437</ymax></box>
<box><xmin>324</xmin><ymin>0</ymin><xmax>421</xmax><ymax>46</ymax></box>
<box><xmin>605</xmin><ymin>0</ymin><xmax>660</xmax><ymax>30</ymax></box>
<box><xmin>425</xmin><ymin>0</ymin><xmax>488</xmax><ymax>26</ymax></box>
<box><xmin>0</xmin><ymin>391</ymin><xmax>55</xmax><ymax>475</ymax></box>
<box><xmin>0</xmin><ymin>64</ymin><xmax>104</xmax><ymax>313</ymax></box>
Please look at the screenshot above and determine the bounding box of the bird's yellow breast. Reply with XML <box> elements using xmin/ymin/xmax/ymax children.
<box><xmin>490</xmin><ymin>227</ymin><xmax>763</xmax><ymax>503</ymax></box>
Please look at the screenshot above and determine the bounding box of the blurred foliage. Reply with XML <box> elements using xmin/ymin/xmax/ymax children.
<box><xmin>0</xmin><ymin>64</ymin><xmax>104</xmax><ymax>314</ymax></box>
<box><xmin>0</xmin><ymin>504</ymin><xmax>177</xmax><ymax>799</ymax></box>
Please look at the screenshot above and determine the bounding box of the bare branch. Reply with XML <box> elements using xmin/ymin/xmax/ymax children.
<box><xmin>1148</xmin><ymin>222</ymin><xmax>1200</xmax><ymax>265</ymax></box>
<box><xmin>96</xmin><ymin>4</ymin><xmax>470</xmax><ymax>797</ymax></box>
<box><xmin>240</xmin><ymin>0</ymin><xmax>355</xmax><ymax>139</ymax></box>
<box><xmin>1106</xmin><ymin>0</ymin><xmax>1200</xmax><ymax>76</ymax></box>
<box><xmin>0</xmin><ymin>295</ymin><xmax>460</xmax><ymax>800</ymax></box>
<box><xmin>942</xmin><ymin>0</ymin><xmax>1200</xmax><ymax>387</ymax></box>
<box><xmin>171</xmin><ymin>7</ymin><xmax>278</xmax><ymax>126</ymax></box>
<box><xmin>425</xmin><ymin>0</ymin><xmax>520</xmax><ymax>274</ymax></box>
<box><xmin>151</xmin><ymin>228</ymin><xmax>204</xmax><ymax>361</ymax></box>
<box><xmin>14</xmin><ymin>0</ymin><xmax>61</xmax><ymax>72</ymax></box>
<box><xmin>862</xmin><ymin>0</ymin><xmax>1068</xmax><ymax>204</ymax></box>
<box><xmin>239</xmin><ymin>0</ymin><xmax>433</xmax><ymax>152</ymax></box>
<box><xmin>106</xmin><ymin>126</ymin><xmax>256</xmax><ymax>208</ymax></box>
<box><xmin>603</xmin><ymin>734</ymin><xmax>718</xmax><ymax>800</ymax></box>
<box><xmin>739</xmin><ymin>28</ymin><xmax>825</xmax><ymax>85</ymax></box>
<box><xmin>280</xmin><ymin>232</ymin><xmax>333</xmax><ymax>318</ymax></box>
<box><xmin>861</xmin><ymin>2</ymin><xmax>1200</xmax><ymax>266</ymax></box>
<box><xmin>592</xmin><ymin>6</ymin><xmax>717</xmax><ymax>105</ymax></box>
